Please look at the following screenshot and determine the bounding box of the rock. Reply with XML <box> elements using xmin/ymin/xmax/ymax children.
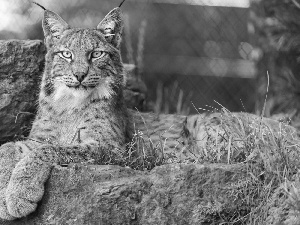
<box><xmin>0</xmin><ymin>163</ymin><xmax>253</xmax><ymax>225</ymax></box>
<box><xmin>0</xmin><ymin>40</ymin><xmax>46</xmax><ymax>145</ymax></box>
<box><xmin>0</xmin><ymin>41</ymin><xmax>148</xmax><ymax>144</ymax></box>
<box><xmin>262</xmin><ymin>171</ymin><xmax>300</xmax><ymax>225</ymax></box>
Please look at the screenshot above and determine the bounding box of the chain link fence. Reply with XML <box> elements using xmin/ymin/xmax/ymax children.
<box><xmin>0</xmin><ymin>0</ymin><xmax>257</xmax><ymax>114</ymax></box>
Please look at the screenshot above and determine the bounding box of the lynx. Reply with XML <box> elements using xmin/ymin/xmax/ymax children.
<box><xmin>0</xmin><ymin>5</ymin><xmax>133</xmax><ymax>220</ymax></box>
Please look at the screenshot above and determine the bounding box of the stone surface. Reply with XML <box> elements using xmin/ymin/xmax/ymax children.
<box><xmin>0</xmin><ymin>163</ymin><xmax>252</xmax><ymax>225</ymax></box>
<box><xmin>255</xmin><ymin>169</ymin><xmax>300</xmax><ymax>225</ymax></box>
<box><xmin>0</xmin><ymin>40</ymin><xmax>46</xmax><ymax>144</ymax></box>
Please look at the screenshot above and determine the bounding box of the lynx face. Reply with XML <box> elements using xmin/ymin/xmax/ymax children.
<box><xmin>41</xmin><ymin>8</ymin><xmax>124</xmax><ymax>109</ymax></box>
<box><xmin>50</xmin><ymin>29</ymin><xmax>122</xmax><ymax>102</ymax></box>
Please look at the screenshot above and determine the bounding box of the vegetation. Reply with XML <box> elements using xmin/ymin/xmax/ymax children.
<box><xmin>101</xmin><ymin>107</ymin><xmax>300</xmax><ymax>223</ymax></box>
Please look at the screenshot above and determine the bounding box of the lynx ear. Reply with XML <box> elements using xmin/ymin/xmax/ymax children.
<box><xmin>43</xmin><ymin>10</ymin><xmax>70</xmax><ymax>47</ymax></box>
<box><xmin>97</xmin><ymin>7</ymin><xmax>124</xmax><ymax>48</ymax></box>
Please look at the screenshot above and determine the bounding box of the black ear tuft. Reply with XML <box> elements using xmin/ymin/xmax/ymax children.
<box><xmin>33</xmin><ymin>2</ymin><xmax>46</xmax><ymax>10</ymax></box>
<box><xmin>119</xmin><ymin>0</ymin><xmax>126</xmax><ymax>7</ymax></box>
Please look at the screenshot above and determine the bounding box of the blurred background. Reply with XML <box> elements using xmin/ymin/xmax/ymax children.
<box><xmin>0</xmin><ymin>0</ymin><xmax>288</xmax><ymax>116</ymax></box>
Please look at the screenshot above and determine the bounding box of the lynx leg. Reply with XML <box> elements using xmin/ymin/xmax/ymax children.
<box><xmin>6</xmin><ymin>153</ymin><xmax>52</xmax><ymax>218</ymax></box>
<box><xmin>0</xmin><ymin>142</ymin><xmax>24</xmax><ymax>220</ymax></box>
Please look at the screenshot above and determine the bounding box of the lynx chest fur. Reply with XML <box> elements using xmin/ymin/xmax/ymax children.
<box><xmin>31</xmin><ymin>101</ymin><xmax>128</xmax><ymax>146</ymax></box>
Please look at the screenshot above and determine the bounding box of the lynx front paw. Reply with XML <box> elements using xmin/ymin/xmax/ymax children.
<box><xmin>6</xmin><ymin>192</ymin><xmax>38</xmax><ymax>219</ymax></box>
<box><xmin>5</xmin><ymin>155</ymin><xmax>52</xmax><ymax>218</ymax></box>
<box><xmin>0</xmin><ymin>142</ymin><xmax>25</xmax><ymax>220</ymax></box>
<box><xmin>0</xmin><ymin>190</ymin><xmax>15</xmax><ymax>221</ymax></box>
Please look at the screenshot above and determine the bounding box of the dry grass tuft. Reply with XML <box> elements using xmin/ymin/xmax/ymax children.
<box><xmin>95</xmin><ymin>105</ymin><xmax>300</xmax><ymax>223</ymax></box>
<box><xmin>177</xmin><ymin>107</ymin><xmax>300</xmax><ymax>224</ymax></box>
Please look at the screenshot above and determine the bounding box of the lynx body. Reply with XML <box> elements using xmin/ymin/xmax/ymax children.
<box><xmin>0</xmin><ymin>6</ymin><xmax>132</xmax><ymax>220</ymax></box>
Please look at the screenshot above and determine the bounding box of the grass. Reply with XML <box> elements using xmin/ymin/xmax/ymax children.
<box><xmin>106</xmin><ymin>105</ymin><xmax>300</xmax><ymax>224</ymax></box>
<box><xmin>181</xmin><ymin>107</ymin><xmax>300</xmax><ymax>224</ymax></box>
<box><xmin>126</xmin><ymin>128</ymin><xmax>164</xmax><ymax>170</ymax></box>
<box><xmin>98</xmin><ymin>116</ymin><xmax>165</xmax><ymax>171</ymax></box>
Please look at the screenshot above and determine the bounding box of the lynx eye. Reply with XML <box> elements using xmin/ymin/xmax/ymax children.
<box><xmin>58</xmin><ymin>51</ymin><xmax>73</xmax><ymax>60</ymax></box>
<box><xmin>91</xmin><ymin>51</ymin><xmax>106</xmax><ymax>59</ymax></box>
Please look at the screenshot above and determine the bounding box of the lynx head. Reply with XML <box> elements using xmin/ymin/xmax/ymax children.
<box><xmin>40</xmin><ymin>7</ymin><xmax>125</xmax><ymax>110</ymax></box>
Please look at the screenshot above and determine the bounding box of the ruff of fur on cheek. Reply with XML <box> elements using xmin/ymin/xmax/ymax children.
<box><xmin>50</xmin><ymin>80</ymin><xmax>114</xmax><ymax>111</ymax></box>
<box><xmin>92</xmin><ymin>77</ymin><xmax>115</xmax><ymax>100</ymax></box>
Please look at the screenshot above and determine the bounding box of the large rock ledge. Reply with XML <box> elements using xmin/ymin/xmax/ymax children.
<box><xmin>1</xmin><ymin>163</ymin><xmax>249</xmax><ymax>225</ymax></box>
<box><xmin>0</xmin><ymin>40</ymin><xmax>46</xmax><ymax>144</ymax></box>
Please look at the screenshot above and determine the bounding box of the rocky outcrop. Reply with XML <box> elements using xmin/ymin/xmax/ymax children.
<box><xmin>0</xmin><ymin>40</ymin><xmax>46</xmax><ymax>144</ymax></box>
<box><xmin>1</xmin><ymin>163</ymin><xmax>254</xmax><ymax>225</ymax></box>
<box><xmin>264</xmin><ymin>176</ymin><xmax>300</xmax><ymax>225</ymax></box>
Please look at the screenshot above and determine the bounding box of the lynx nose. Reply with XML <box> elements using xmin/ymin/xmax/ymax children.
<box><xmin>74</xmin><ymin>72</ymin><xmax>87</xmax><ymax>83</ymax></box>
